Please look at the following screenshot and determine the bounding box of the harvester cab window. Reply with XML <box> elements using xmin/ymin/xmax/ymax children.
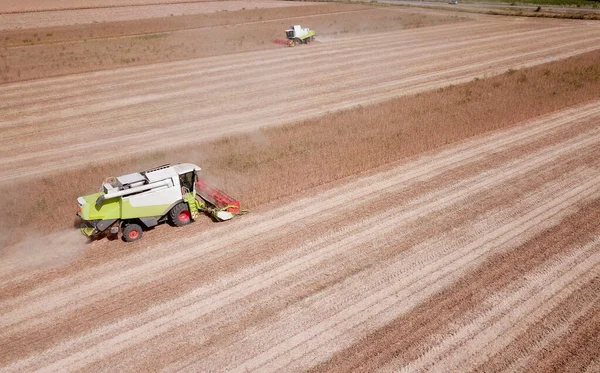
<box><xmin>179</xmin><ymin>172</ymin><xmax>195</xmax><ymax>194</ymax></box>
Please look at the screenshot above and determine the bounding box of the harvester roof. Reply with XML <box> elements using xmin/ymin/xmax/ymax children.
<box><xmin>109</xmin><ymin>163</ymin><xmax>201</xmax><ymax>192</ymax></box>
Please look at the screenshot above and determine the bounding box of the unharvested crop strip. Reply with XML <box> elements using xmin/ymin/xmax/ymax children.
<box><xmin>0</xmin><ymin>22</ymin><xmax>557</xmax><ymax>127</ymax></box>
<box><xmin>0</xmin><ymin>22</ymin><xmax>550</xmax><ymax>114</ymax></box>
<box><xmin>8</xmin><ymin>131</ymin><xmax>596</xmax><ymax>367</ymax></box>
<box><xmin>2</xmin><ymin>100</ymin><xmax>597</xmax><ymax>309</ymax></box>
<box><xmin>2</xmin><ymin>29</ymin><xmax>598</xmax><ymax>181</ymax></box>
<box><xmin>0</xmin><ymin>19</ymin><xmax>500</xmax><ymax>98</ymax></box>
<box><xmin>5</xmin><ymin>120</ymin><xmax>600</xmax><ymax>372</ymax></box>
<box><xmin>2</xmin><ymin>100</ymin><xmax>596</xmax><ymax>316</ymax></box>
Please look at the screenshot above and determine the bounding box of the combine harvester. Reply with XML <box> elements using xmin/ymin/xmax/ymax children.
<box><xmin>274</xmin><ymin>25</ymin><xmax>316</xmax><ymax>47</ymax></box>
<box><xmin>77</xmin><ymin>163</ymin><xmax>242</xmax><ymax>242</ymax></box>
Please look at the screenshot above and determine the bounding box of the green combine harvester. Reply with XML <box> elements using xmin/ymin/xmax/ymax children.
<box><xmin>77</xmin><ymin>163</ymin><xmax>242</xmax><ymax>242</ymax></box>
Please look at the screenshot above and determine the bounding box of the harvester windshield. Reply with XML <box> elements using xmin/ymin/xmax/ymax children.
<box><xmin>179</xmin><ymin>171</ymin><xmax>195</xmax><ymax>194</ymax></box>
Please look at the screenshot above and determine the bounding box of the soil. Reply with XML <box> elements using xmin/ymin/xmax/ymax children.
<box><xmin>1</xmin><ymin>102</ymin><xmax>599</xmax><ymax>371</ymax></box>
<box><xmin>1</xmin><ymin>1</ymin><xmax>599</xmax><ymax>371</ymax></box>
<box><xmin>0</xmin><ymin>5</ymin><xmax>465</xmax><ymax>82</ymax></box>
<box><xmin>0</xmin><ymin>1</ymin><xmax>321</xmax><ymax>28</ymax></box>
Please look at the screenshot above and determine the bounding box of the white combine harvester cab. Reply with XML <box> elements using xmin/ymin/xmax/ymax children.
<box><xmin>286</xmin><ymin>25</ymin><xmax>310</xmax><ymax>39</ymax></box>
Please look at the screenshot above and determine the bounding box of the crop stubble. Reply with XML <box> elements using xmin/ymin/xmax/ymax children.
<box><xmin>1</xmin><ymin>99</ymin><xmax>599</xmax><ymax>371</ymax></box>
<box><xmin>2</xmin><ymin>17</ymin><xmax>600</xmax><ymax>183</ymax></box>
<box><xmin>1</xmin><ymin>7</ymin><xmax>599</xmax><ymax>372</ymax></box>
<box><xmin>0</xmin><ymin>6</ymin><xmax>461</xmax><ymax>83</ymax></box>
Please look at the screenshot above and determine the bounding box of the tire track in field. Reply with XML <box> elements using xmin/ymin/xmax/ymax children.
<box><xmin>164</xmin><ymin>166</ymin><xmax>598</xmax><ymax>372</ymax></box>
<box><xmin>1</xmin><ymin>18</ymin><xmax>599</xmax><ymax>181</ymax></box>
<box><xmin>0</xmin><ymin>101</ymin><xmax>600</xmax><ymax>326</ymax></box>
<box><xmin>0</xmin><ymin>19</ymin><xmax>510</xmax><ymax>99</ymax></box>
<box><xmin>391</xmin><ymin>241</ymin><xmax>600</xmax><ymax>373</ymax></box>
<box><xmin>306</xmin><ymin>197</ymin><xmax>600</xmax><ymax>373</ymax></box>
<box><xmin>482</xmin><ymin>282</ymin><xmax>599</xmax><ymax>373</ymax></box>
<box><xmin>3</xmin><ymin>123</ymin><xmax>597</xmax><ymax>366</ymax></box>
<box><xmin>1</xmin><ymin>101</ymin><xmax>597</xmax><ymax>315</ymax></box>
<box><xmin>212</xmin><ymin>176</ymin><xmax>600</xmax><ymax>373</ymax></box>
<box><xmin>0</xmin><ymin>22</ymin><xmax>553</xmax><ymax>117</ymax></box>
<box><xmin>0</xmin><ymin>24</ymin><xmax>581</xmax><ymax>147</ymax></box>
<box><xmin>2</xmin><ymin>102</ymin><xmax>599</xmax><ymax>371</ymax></box>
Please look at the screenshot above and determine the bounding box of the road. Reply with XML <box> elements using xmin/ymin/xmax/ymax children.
<box><xmin>1</xmin><ymin>17</ymin><xmax>600</xmax><ymax>183</ymax></box>
<box><xmin>1</xmin><ymin>100</ymin><xmax>599</xmax><ymax>371</ymax></box>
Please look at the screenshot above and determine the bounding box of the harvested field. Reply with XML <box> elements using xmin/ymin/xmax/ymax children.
<box><xmin>2</xmin><ymin>46</ymin><xmax>599</xmax><ymax>244</ymax></box>
<box><xmin>0</xmin><ymin>1</ymin><xmax>318</xmax><ymax>29</ymax></box>
<box><xmin>2</xmin><ymin>17</ymin><xmax>600</xmax><ymax>183</ymax></box>
<box><xmin>1</xmin><ymin>2</ymin><xmax>600</xmax><ymax>370</ymax></box>
<box><xmin>1</xmin><ymin>102</ymin><xmax>599</xmax><ymax>371</ymax></box>
<box><xmin>0</xmin><ymin>5</ymin><xmax>461</xmax><ymax>82</ymax></box>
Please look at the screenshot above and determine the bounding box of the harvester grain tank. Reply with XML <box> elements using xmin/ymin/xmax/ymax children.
<box><xmin>76</xmin><ymin>163</ymin><xmax>242</xmax><ymax>242</ymax></box>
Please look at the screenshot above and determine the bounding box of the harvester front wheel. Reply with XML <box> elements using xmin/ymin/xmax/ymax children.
<box><xmin>123</xmin><ymin>224</ymin><xmax>143</xmax><ymax>242</ymax></box>
<box><xmin>170</xmin><ymin>202</ymin><xmax>192</xmax><ymax>227</ymax></box>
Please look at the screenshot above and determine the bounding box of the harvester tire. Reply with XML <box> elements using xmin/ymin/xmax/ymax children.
<box><xmin>170</xmin><ymin>202</ymin><xmax>192</xmax><ymax>227</ymax></box>
<box><xmin>123</xmin><ymin>224</ymin><xmax>143</xmax><ymax>242</ymax></box>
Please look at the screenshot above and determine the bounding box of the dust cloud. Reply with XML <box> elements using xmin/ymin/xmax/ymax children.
<box><xmin>0</xmin><ymin>229</ymin><xmax>86</xmax><ymax>274</ymax></box>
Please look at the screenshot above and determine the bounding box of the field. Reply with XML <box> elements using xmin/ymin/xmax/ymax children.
<box><xmin>0</xmin><ymin>4</ymin><xmax>463</xmax><ymax>82</ymax></box>
<box><xmin>0</xmin><ymin>0</ymin><xmax>233</xmax><ymax>13</ymax></box>
<box><xmin>1</xmin><ymin>1</ymin><xmax>599</xmax><ymax>371</ymax></box>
